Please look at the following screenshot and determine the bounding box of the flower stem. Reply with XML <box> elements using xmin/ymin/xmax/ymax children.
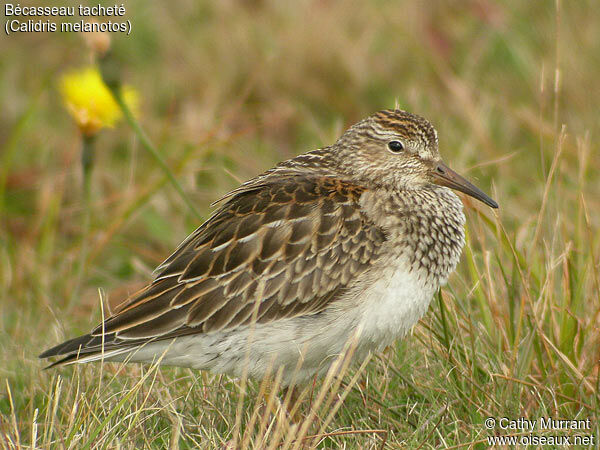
<box><xmin>69</xmin><ymin>134</ymin><xmax>95</xmax><ymax>308</ymax></box>
<box><xmin>111</xmin><ymin>88</ymin><xmax>202</xmax><ymax>220</ymax></box>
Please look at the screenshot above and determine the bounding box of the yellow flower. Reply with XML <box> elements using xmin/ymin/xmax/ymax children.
<box><xmin>59</xmin><ymin>66</ymin><xmax>139</xmax><ymax>136</ymax></box>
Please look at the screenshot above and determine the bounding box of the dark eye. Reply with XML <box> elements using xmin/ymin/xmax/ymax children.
<box><xmin>387</xmin><ymin>140</ymin><xmax>404</xmax><ymax>153</ymax></box>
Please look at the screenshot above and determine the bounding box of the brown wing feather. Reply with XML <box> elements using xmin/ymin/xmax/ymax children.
<box><xmin>59</xmin><ymin>176</ymin><xmax>387</xmax><ymax>355</ymax></box>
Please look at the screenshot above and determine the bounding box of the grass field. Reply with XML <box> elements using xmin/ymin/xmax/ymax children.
<box><xmin>1</xmin><ymin>0</ymin><xmax>599</xmax><ymax>448</ymax></box>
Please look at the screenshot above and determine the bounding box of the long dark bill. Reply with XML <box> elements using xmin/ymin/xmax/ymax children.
<box><xmin>432</xmin><ymin>162</ymin><xmax>498</xmax><ymax>209</ymax></box>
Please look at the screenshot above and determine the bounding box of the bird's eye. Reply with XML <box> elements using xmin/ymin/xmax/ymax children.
<box><xmin>387</xmin><ymin>140</ymin><xmax>404</xmax><ymax>153</ymax></box>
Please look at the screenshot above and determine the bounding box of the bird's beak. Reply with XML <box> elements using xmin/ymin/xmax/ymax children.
<box><xmin>432</xmin><ymin>162</ymin><xmax>498</xmax><ymax>208</ymax></box>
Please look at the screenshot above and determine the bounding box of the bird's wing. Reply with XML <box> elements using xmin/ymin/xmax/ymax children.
<box><xmin>41</xmin><ymin>175</ymin><xmax>387</xmax><ymax>361</ymax></box>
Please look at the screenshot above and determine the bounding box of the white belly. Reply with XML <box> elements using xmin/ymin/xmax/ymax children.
<box><xmin>353</xmin><ymin>260</ymin><xmax>437</xmax><ymax>353</ymax></box>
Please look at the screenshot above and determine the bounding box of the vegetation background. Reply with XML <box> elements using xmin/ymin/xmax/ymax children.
<box><xmin>1</xmin><ymin>0</ymin><xmax>599</xmax><ymax>448</ymax></box>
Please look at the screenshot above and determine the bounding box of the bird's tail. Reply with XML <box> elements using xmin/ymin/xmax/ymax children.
<box><xmin>39</xmin><ymin>333</ymin><xmax>136</xmax><ymax>368</ymax></box>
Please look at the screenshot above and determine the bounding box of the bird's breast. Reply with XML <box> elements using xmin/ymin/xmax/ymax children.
<box><xmin>350</xmin><ymin>187</ymin><xmax>467</xmax><ymax>350</ymax></box>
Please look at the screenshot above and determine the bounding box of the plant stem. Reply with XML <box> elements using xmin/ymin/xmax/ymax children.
<box><xmin>111</xmin><ymin>89</ymin><xmax>202</xmax><ymax>220</ymax></box>
<box><xmin>69</xmin><ymin>134</ymin><xmax>95</xmax><ymax>308</ymax></box>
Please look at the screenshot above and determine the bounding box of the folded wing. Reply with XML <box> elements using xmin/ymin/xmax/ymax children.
<box><xmin>40</xmin><ymin>175</ymin><xmax>387</xmax><ymax>365</ymax></box>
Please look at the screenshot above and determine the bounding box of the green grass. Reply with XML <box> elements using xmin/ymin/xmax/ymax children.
<box><xmin>2</xmin><ymin>0</ymin><xmax>599</xmax><ymax>448</ymax></box>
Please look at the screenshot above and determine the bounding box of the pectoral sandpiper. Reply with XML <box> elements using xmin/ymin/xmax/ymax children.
<box><xmin>41</xmin><ymin>109</ymin><xmax>497</xmax><ymax>395</ymax></box>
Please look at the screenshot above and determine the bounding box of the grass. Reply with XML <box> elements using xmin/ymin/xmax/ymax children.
<box><xmin>1</xmin><ymin>0</ymin><xmax>599</xmax><ymax>448</ymax></box>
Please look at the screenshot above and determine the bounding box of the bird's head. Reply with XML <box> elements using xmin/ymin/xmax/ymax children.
<box><xmin>334</xmin><ymin>109</ymin><xmax>498</xmax><ymax>208</ymax></box>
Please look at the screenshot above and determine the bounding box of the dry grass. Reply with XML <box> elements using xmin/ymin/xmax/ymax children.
<box><xmin>1</xmin><ymin>0</ymin><xmax>599</xmax><ymax>448</ymax></box>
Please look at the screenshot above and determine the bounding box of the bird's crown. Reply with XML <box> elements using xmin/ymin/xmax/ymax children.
<box><xmin>338</xmin><ymin>109</ymin><xmax>439</xmax><ymax>153</ymax></box>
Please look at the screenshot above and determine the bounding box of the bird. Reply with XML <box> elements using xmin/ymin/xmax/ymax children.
<box><xmin>40</xmin><ymin>109</ymin><xmax>497</xmax><ymax>394</ymax></box>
